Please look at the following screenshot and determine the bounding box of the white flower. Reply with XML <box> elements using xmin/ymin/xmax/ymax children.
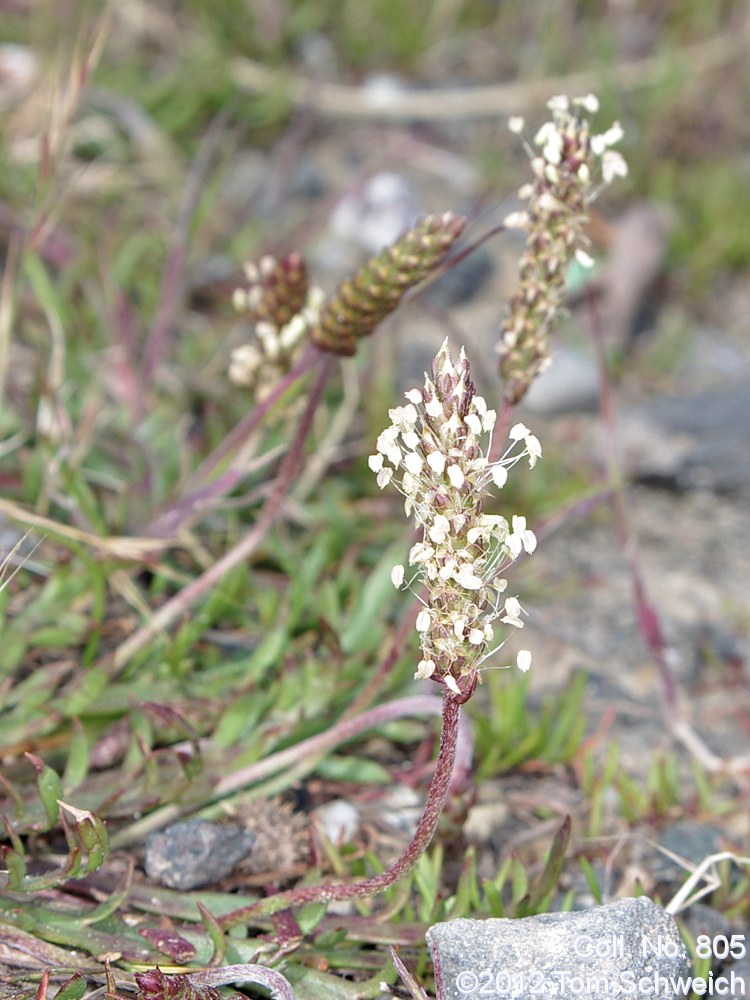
<box><xmin>508</xmin><ymin>115</ymin><xmax>525</xmax><ymax>134</ymax></box>
<box><xmin>415</xmin><ymin>659</ymin><xmax>436</xmax><ymax>680</ymax></box>
<box><xmin>575</xmin><ymin>93</ymin><xmax>599</xmax><ymax>113</ymax></box>
<box><xmin>429</xmin><ymin>514</ymin><xmax>451</xmax><ymax>544</ymax></box>
<box><xmin>601</xmin><ymin>150</ymin><xmax>628</xmax><ymax>184</ymax></box>
<box><xmin>426</xmin><ymin>451</ymin><xmax>446</xmax><ymax>475</ymax></box>
<box><xmin>454</xmin><ymin>564</ymin><xmax>483</xmax><ymax>590</ymax></box>
<box><xmin>575</xmin><ymin>248</ymin><xmax>595</xmax><ymax>269</ymax></box>
<box><xmin>416</xmin><ymin>608</ymin><xmax>431</xmax><ymax>633</ymax></box>
<box><xmin>516</xmin><ymin>649</ymin><xmax>532</xmax><ymax>672</ymax></box>
<box><xmin>504</xmin><ymin>596</ymin><xmax>522</xmax><ymax>619</ymax></box>
<box><xmin>503</xmin><ymin>210</ymin><xmax>530</xmax><ymax>230</ymax></box>
<box><xmin>368</xmin><ymin>340</ymin><xmax>541</xmax><ymax>692</ymax></box>
<box><xmin>447</xmin><ymin>465</ymin><xmax>465</xmax><ymax>488</ymax></box>
<box><xmin>404</xmin><ymin>452</ymin><xmax>423</xmax><ymax>476</ymax></box>
<box><xmin>443</xmin><ymin>675</ymin><xmax>461</xmax><ymax>695</ymax></box>
<box><xmin>491</xmin><ymin>465</ymin><xmax>508</xmax><ymax>488</ymax></box>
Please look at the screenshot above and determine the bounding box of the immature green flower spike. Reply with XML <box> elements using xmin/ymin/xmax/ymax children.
<box><xmin>233</xmin><ymin>252</ymin><xmax>309</xmax><ymax>328</ymax></box>
<box><xmin>498</xmin><ymin>94</ymin><xmax>628</xmax><ymax>405</ymax></box>
<box><xmin>311</xmin><ymin>212</ymin><xmax>466</xmax><ymax>357</ymax></box>
<box><xmin>370</xmin><ymin>340</ymin><xmax>540</xmax><ymax>700</ymax></box>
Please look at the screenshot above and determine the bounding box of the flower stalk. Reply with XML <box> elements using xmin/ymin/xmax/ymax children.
<box><xmin>218</xmin><ymin>695</ymin><xmax>462</xmax><ymax>928</ymax></box>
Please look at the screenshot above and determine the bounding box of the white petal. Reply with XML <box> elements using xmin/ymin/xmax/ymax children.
<box><xmin>505</xmin><ymin>596</ymin><xmax>521</xmax><ymax>617</ymax></box>
<box><xmin>508</xmin><ymin>115</ymin><xmax>525</xmax><ymax>134</ymax></box>
<box><xmin>491</xmin><ymin>465</ymin><xmax>508</xmax><ymax>488</ymax></box>
<box><xmin>455</xmin><ymin>566</ymin><xmax>483</xmax><ymax>590</ymax></box>
<box><xmin>390</xmin><ymin>565</ymin><xmax>405</xmax><ymax>588</ymax></box>
<box><xmin>416</xmin><ymin>609</ymin><xmax>431</xmax><ymax>633</ymax></box>
<box><xmin>503</xmin><ymin>210</ymin><xmax>529</xmax><ymax>230</ymax></box>
<box><xmin>368</xmin><ymin>454</ymin><xmax>383</xmax><ymax>472</ymax></box>
<box><xmin>376</xmin><ymin>468</ymin><xmax>393</xmax><ymax>489</ymax></box>
<box><xmin>425</xmin><ymin>397</ymin><xmax>443</xmax><ymax>419</ymax></box>
<box><xmin>404</xmin><ymin>452</ymin><xmax>423</xmax><ymax>476</ymax></box>
<box><xmin>429</xmin><ymin>515</ymin><xmax>450</xmax><ymax>544</ymax></box>
<box><xmin>516</xmin><ymin>649</ymin><xmax>532</xmax><ymax>672</ymax></box>
<box><xmin>405</xmin><ymin>388</ymin><xmax>422</xmax><ymax>405</ymax></box>
<box><xmin>523</xmin><ymin>529</ymin><xmax>537</xmax><ymax>554</ymax></box>
<box><xmin>464</xmin><ymin>413</ymin><xmax>482</xmax><ymax>436</ymax></box>
<box><xmin>509</xmin><ymin>422</ymin><xmax>530</xmax><ymax>442</ymax></box>
<box><xmin>414</xmin><ymin>659</ymin><xmax>436</xmax><ymax>680</ymax></box>
<box><xmin>443</xmin><ymin>675</ymin><xmax>461</xmax><ymax>695</ymax></box>
<box><xmin>468</xmin><ymin>628</ymin><xmax>484</xmax><ymax>645</ymax></box>
<box><xmin>427</xmin><ymin>451</ymin><xmax>446</xmax><ymax>475</ymax></box>
<box><xmin>447</xmin><ymin>464</ymin><xmax>465</xmax><ymax>488</ymax></box>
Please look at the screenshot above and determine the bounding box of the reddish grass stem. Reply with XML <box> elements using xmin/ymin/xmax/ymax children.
<box><xmin>111</xmin><ymin>351</ymin><xmax>335</xmax><ymax>675</ymax></box>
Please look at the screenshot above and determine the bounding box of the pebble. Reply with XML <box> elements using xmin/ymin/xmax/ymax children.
<box><xmin>521</xmin><ymin>347</ymin><xmax>601</xmax><ymax>416</ymax></box>
<box><xmin>315</xmin><ymin>800</ymin><xmax>361</xmax><ymax>844</ymax></box>
<box><xmin>144</xmin><ymin>819</ymin><xmax>256</xmax><ymax>890</ymax></box>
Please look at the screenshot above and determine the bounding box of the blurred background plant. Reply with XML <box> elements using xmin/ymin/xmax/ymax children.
<box><xmin>1</xmin><ymin>1</ymin><xmax>749</xmax><ymax>997</ymax></box>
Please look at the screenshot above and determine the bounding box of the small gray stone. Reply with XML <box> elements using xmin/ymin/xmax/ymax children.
<box><xmin>427</xmin><ymin>897</ymin><xmax>691</xmax><ymax>1000</ymax></box>
<box><xmin>621</xmin><ymin>383</ymin><xmax>750</xmax><ymax>495</ymax></box>
<box><xmin>315</xmin><ymin>800</ymin><xmax>360</xmax><ymax>844</ymax></box>
<box><xmin>145</xmin><ymin>819</ymin><xmax>255</xmax><ymax>890</ymax></box>
<box><xmin>521</xmin><ymin>347</ymin><xmax>601</xmax><ymax>416</ymax></box>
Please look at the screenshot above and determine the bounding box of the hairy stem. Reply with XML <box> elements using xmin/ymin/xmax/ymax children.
<box><xmin>218</xmin><ymin>694</ymin><xmax>462</xmax><ymax>928</ymax></box>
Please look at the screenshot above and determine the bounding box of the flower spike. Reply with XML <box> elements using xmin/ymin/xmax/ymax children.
<box><xmin>371</xmin><ymin>340</ymin><xmax>540</xmax><ymax>698</ymax></box>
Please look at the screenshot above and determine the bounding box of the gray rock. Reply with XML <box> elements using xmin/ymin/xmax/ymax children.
<box><xmin>427</xmin><ymin>897</ymin><xmax>691</xmax><ymax>999</ymax></box>
<box><xmin>621</xmin><ymin>383</ymin><xmax>750</xmax><ymax>494</ymax></box>
<box><xmin>145</xmin><ymin>819</ymin><xmax>255</xmax><ymax>890</ymax></box>
<box><xmin>521</xmin><ymin>347</ymin><xmax>601</xmax><ymax>416</ymax></box>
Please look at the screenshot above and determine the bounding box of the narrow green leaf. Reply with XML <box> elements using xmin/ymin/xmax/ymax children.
<box><xmin>25</xmin><ymin>753</ymin><xmax>63</xmax><ymax>828</ymax></box>
<box><xmin>525</xmin><ymin>815</ymin><xmax>571</xmax><ymax>913</ymax></box>
<box><xmin>52</xmin><ymin>973</ymin><xmax>87</xmax><ymax>1000</ymax></box>
<box><xmin>578</xmin><ymin>856</ymin><xmax>603</xmax><ymax>904</ymax></box>
<box><xmin>62</xmin><ymin>719</ymin><xmax>90</xmax><ymax>791</ymax></box>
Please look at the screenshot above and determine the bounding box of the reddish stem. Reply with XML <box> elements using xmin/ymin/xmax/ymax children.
<box><xmin>110</xmin><ymin>352</ymin><xmax>335</xmax><ymax>675</ymax></box>
<box><xmin>218</xmin><ymin>693</ymin><xmax>462</xmax><ymax>928</ymax></box>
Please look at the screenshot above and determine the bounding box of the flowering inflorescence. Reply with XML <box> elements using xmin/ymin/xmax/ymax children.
<box><xmin>499</xmin><ymin>94</ymin><xmax>628</xmax><ymax>405</ymax></box>
<box><xmin>229</xmin><ymin>253</ymin><xmax>324</xmax><ymax>398</ymax></box>
<box><xmin>370</xmin><ymin>340</ymin><xmax>541</xmax><ymax>700</ymax></box>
